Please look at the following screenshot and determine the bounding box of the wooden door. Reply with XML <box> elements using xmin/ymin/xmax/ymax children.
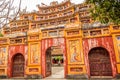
<box><xmin>89</xmin><ymin>47</ymin><xmax>112</xmax><ymax>76</ymax></box>
<box><xmin>46</xmin><ymin>48</ymin><xmax>52</xmax><ymax>77</ymax></box>
<box><xmin>12</xmin><ymin>54</ymin><xmax>24</xmax><ymax>77</ymax></box>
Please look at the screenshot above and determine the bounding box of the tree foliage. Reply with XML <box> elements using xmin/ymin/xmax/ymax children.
<box><xmin>86</xmin><ymin>0</ymin><xmax>120</xmax><ymax>24</ymax></box>
<box><xmin>0</xmin><ymin>31</ymin><xmax>3</xmax><ymax>37</ymax></box>
<box><xmin>0</xmin><ymin>0</ymin><xmax>21</xmax><ymax>28</ymax></box>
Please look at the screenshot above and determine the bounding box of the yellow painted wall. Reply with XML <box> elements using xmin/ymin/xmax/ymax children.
<box><xmin>112</xmin><ymin>34</ymin><xmax>120</xmax><ymax>73</ymax></box>
<box><xmin>0</xmin><ymin>45</ymin><xmax>8</xmax><ymax>76</ymax></box>
<box><xmin>26</xmin><ymin>32</ymin><xmax>42</xmax><ymax>75</ymax></box>
<box><xmin>65</xmin><ymin>28</ymin><xmax>86</xmax><ymax>75</ymax></box>
<box><xmin>26</xmin><ymin>66</ymin><xmax>41</xmax><ymax>75</ymax></box>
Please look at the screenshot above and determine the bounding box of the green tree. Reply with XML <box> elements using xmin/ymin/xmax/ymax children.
<box><xmin>0</xmin><ymin>32</ymin><xmax>3</xmax><ymax>37</ymax></box>
<box><xmin>86</xmin><ymin>0</ymin><xmax>120</xmax><ymax>24</ymax></box>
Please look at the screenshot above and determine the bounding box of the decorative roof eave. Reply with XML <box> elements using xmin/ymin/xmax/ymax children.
<box><xmin>9</xmin><ymin>19</ymin><xmax>30</xmax><ymax>23</ymax></box>
<box><xmin>10</xmin><ymin>25</ymin><xmax>29</xmax><ymax>30</ymax></box>
<box><xmin>65</xmin><ymin>23</ymin><xmax>80</xmax><ymax>30</ymax></box>
<box><xmin>0</xmin><ymin>37</ymin><xmax>8</xmax><ymax>40</ymax></box>
<box><xmin>75</xmin><ymin>2</ymin><xmax>91</xmax><ymax>7</ymax></box>
<box><xmin>82</xmin><ymin>22</ymin><xmax>109</xmax><ymax>30</ymax></box>
<box><xmin>19</xmin><ymin>11</ymin><xmax>38</xmax><ymax>16</ymax></box>
<box><xmin>37</xmin><ymin>5</ymin><xmax>75</xmax><ymax>15</ymax></box>
<box><xmin>41</xmin><ymin>24</ymin><xmax>65</xmax><ymax>31</ymax></box>
<box><xmin>4</xmin><ymin>32</ymin><xmax>27</xmax><ymax>38</ymax></box>
<box><xmin>37</xmin><ymin>0</ymin><xmax>71</xmax><ymax>9</ymax></box>
<box><xmin>31</xmin><ymin>12</ymin><xmax>78</xmax><ymax>23</ymax></box>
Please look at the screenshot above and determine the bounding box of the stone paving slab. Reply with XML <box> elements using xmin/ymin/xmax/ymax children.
<box><xmin>0</xmin><ymin>79</ymin><xmax>119</xmax><ymax>80</ymax></box>
<box><xmin>0</xmin><ymin>67</ymin><xmax>119</xmax><ymax>80</ymax></box>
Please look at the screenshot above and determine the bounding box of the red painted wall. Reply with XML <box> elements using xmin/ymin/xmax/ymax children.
<box><xmin>83</xmin><ymin>36</ymin><xmax>117</xmax><ymax>77</ymax></box>
<box><xmin>41</xmin><ymin>37</ymin><xmax>67</xmax><ymax>78</ymax></box>
<box><xmin>7</xmin><ymin>45</ymin><xmax>28</xmax><ymax>77</ymax></box>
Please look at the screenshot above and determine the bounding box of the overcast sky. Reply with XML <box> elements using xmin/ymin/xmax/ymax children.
<box><xmin>14</xmin><ymin>0</ymin><xmax>84</xmax><ymax>11</ymax></box>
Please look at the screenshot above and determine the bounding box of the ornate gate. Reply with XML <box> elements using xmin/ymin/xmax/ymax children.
<box><xmin>12</xmin><ymin>54</ymin><xmax>24</xmax><ymax>77</ymax></box>
<box><xmin>88</xmin><ymin>47</ymin><xmax>112</xmax><ymax>76</ymax></box>
<box><xmin>46</xmin><ymin>48</ymin><xmax>52</xmax><ymax>77</ymax></box>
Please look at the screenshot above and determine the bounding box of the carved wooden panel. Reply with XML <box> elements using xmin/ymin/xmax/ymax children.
<box><xmin>12</xmin><ymin>54</ymin><xmax>24</xmax><ymax>77</ymax></box>
<box><xmin>0</xmin><ymin>39</ymin><xmax>7</xmax><ymax>44</ymax></box>
<box><xmin>89</xmin><ymin>48</ymin><xmax>112</xmax><ymax>76</ymax></box>
<box><xmin>30</xmin><ymin>35</ymin><xmax>39</xmax><ymax>40</ymax></box>
<box><xmin>83</xmin><ymin>31</ymin><xmax>89</xmax><ymax>37</ymax></box>
<box><xmin>0</xmin><ymin>47</ymin><xmax>7</xmax><ymax>66</ymax></box>
<box><xmin>30</xmin><ymin>43</ymin><xmax>40</xmax><ymax>64</ymax></box>
<box><xmin>0</xmin><ymin>69</ymin><xmax>5</xmax><ymax>75</ymax></box>
<box><xmin>103</xmin><ymin>29</ymin><xmax>109</xmax><ymax>34</ymax></box>
<box><xmin>15</xmin><ymin>39</ymin><xmax>22</xmax><ymax>43</ymax></box>
<box><xmin>70</xmin><ymin>67</ymin><xmax>83</xmax><ymax>72</ymax></box>
<box><xmin>29</xmin><ymin>68</ymin><xmax>39</xmax><ymax>72</ymax></box>
<box><xmin>113</xmin><ymin>25</ymin><xmax>120</xmax><ymax>30</ymax></box>
<box><xmin>67</xmin><ymin>31</ymin><xmax>79</xmax><ymax>36</ymax></box>
<box><xmin>42</xmin><ymin>32</ymin><xmax>47</xmax><ymax>37</ymax></box>
<box><xmin>68</xmin><ymin>39</ymin><xmax>82</xmax><ymax>64</ymax></box>
<box><xmin>49</xmin><ymin>31</ymin><xmax>57</xmax><ymax>36</ymax></box>
<box><xmin>59</xmin><ymin>30</ymin><xmax>64</xmax><ymax>36</ymax></box>
<box><xmin>90</xmin><ymin>30</ymin><xmax>101</xmax><ymax>36</ymax></box>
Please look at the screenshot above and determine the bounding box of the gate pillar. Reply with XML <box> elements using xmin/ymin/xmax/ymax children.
<box><xmin>111</xmin><ymin>25</ymin><xmax>120</xmax><ymax>78</ymax></box>
<box><xmin>25</xmin><ymin>29</ymin><xmax>42</xmax><ymax>78</ymax></box>
<box><xmin>65</xmin><ymin>28</ymin><xmax>87</xmax><ymax>79</ymax></box>
<box><xmin>0</xmin><ymin>38</ymin><xmax>9</xmax><ymax>78</ymax></box>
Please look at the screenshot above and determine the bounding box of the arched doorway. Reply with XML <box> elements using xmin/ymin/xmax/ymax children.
<box><xmin>12</xmin><ymin>53</ymin><xmax>25</xmax><ymax>77</ymax></box>
<box><xmin>88</xmin><ymin>47</ymin><xmax>112</xmax><ymax>76</ymax></box>
<box><xmin>45</xmin><ymin>46</ymin><xmax>64</xmax><ymax>78</ymax></box>
<box><xmin>46</xmin><ymin>47</ymin><xmax>52</xmax><ymax>77</ymax></box>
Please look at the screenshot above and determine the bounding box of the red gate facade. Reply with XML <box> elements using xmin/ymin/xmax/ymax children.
<box><xmin>8</xmin><ymin>45</ymin><xmax>27</xmax><ymax>77</ymax></box>
<box><xmin>41</xmin><ymin>37</ymin><xmax>67</xmax><ymax>78</ymax></box>
<box><xmin>83</xmin><ymin>36</ymin><xmax>117</xmax><ymax>77</ymax></box>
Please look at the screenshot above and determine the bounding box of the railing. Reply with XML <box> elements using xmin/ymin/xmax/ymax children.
<box><xmin>0</xmin><ymin>38</ymin><xmax>8</xmax><ymax>44</ymax></box>
<box><xmin>82</xmin><ymin>23</ymin><xmax>109</xmax><ymax>30</ymax></box>
<box><xmin>27</xmin><ymin>29</ymin><xmax>41</xmax><ymax>34</ymax></box>
<box><xmin>39</xmin><ymin>5</ymin><xmax>74</xmax><ymax>15</ymax></box>
<box><xmin>35</xmin><ymin>12</ymin><xmax>74</xmax><ymax>21</ymax></box>
<box><xmin>83</xmin><ymin>28</ymin><xmax>110</xmax><ymax>37</ymax></box>
<box><xmin>4</xmin><ymin>32</ymin><xmax>27</xmax><ymax>38</ymax></box>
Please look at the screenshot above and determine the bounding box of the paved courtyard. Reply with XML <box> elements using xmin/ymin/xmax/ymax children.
<box><xmin>45</xmin><ymin>66</ymin><xmax>64</xmax><ymax>79</ymax></box>
<box><xmin>1</xmin><ymin>67</ymin><xmax>119</xmax><ymax>80</ymax></box>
